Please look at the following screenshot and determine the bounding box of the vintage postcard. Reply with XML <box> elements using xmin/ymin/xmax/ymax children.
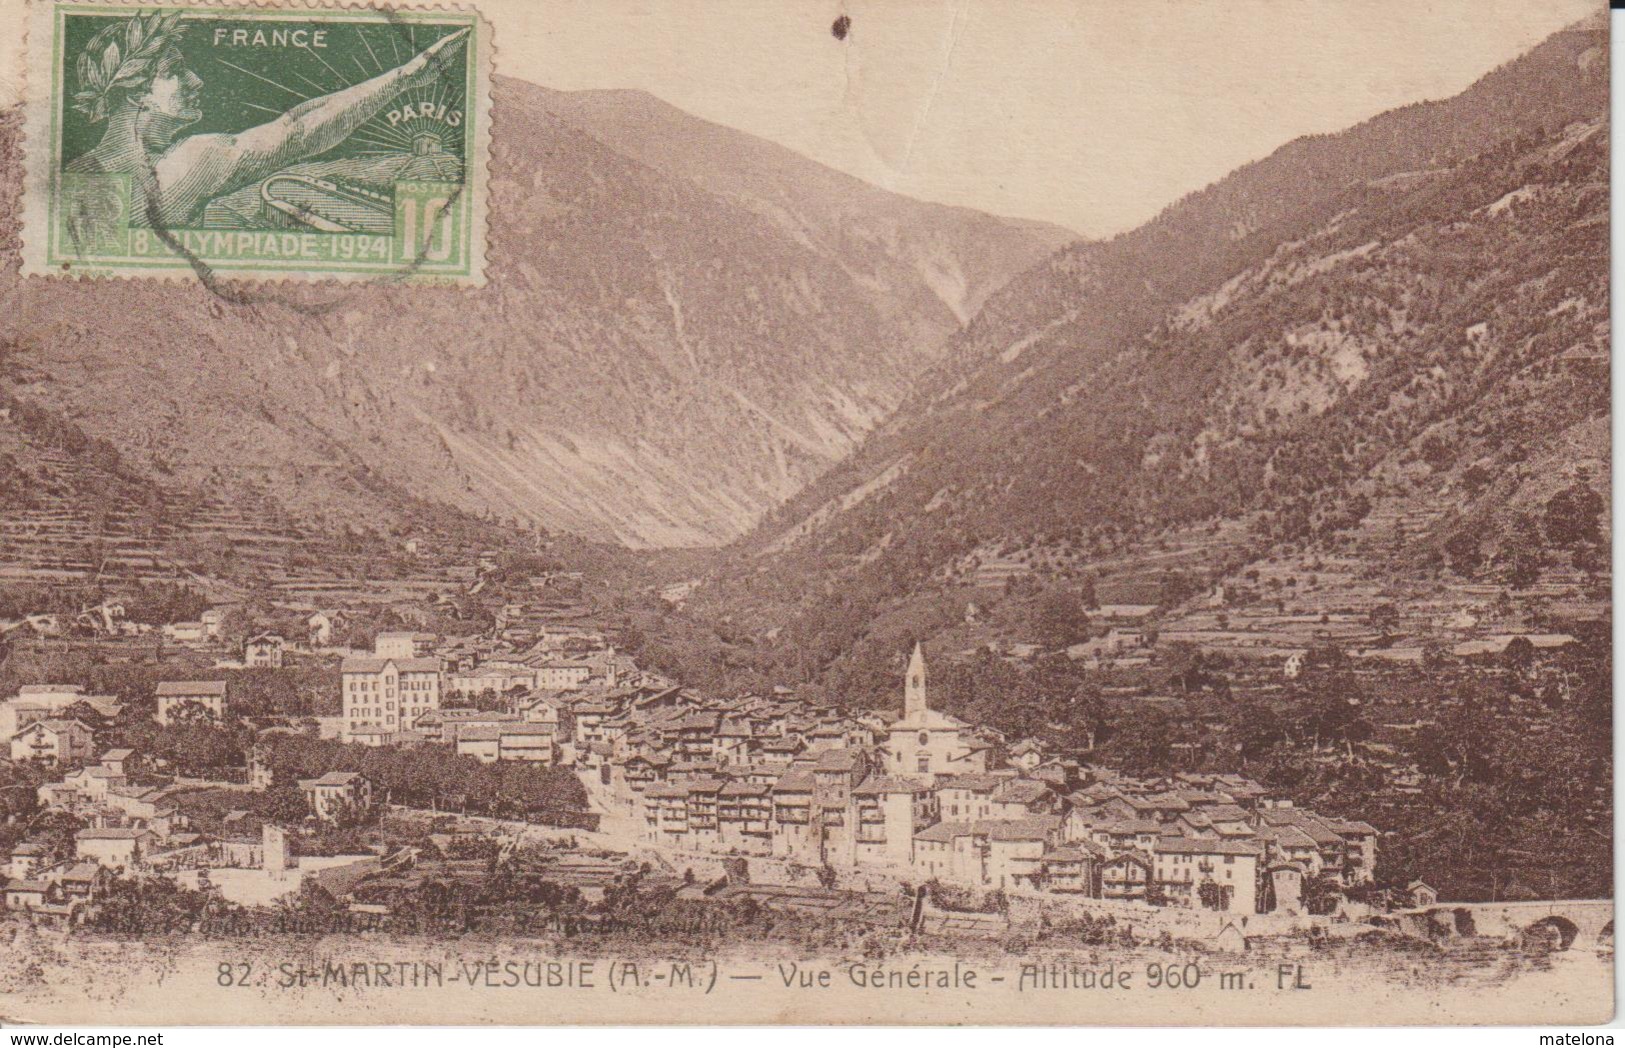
<box><xmin>17</xmin><ymin>0</ymin><xmax>489</xmax><ymax>283</ymax></box>
<box><xmin>0</xmin><ymin>0</ymin><xmax>1611</xmax><ymax>1028</ymax></box>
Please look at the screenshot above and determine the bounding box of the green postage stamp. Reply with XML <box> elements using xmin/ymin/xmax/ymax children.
<box><xmin>20</xmin><ymin>0</ymin><xmax>491</xmax><ymax>284</ymax></box>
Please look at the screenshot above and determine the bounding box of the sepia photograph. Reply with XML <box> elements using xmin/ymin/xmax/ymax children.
<box><xmin>0</xmin><ymin>0</ymin><xmax>1612</xmax><ymax>1029</ymax></box>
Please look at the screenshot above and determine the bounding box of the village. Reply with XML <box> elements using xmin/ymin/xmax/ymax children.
<box><xmin>0</xmin><ymin>488</ymin><xmax>1606</xmax><ymax>953</ymax></box>
<box><xmin>0</xmin><ymin>581</ymin><xmax>1428</xmax><ymax>949</ymax></box>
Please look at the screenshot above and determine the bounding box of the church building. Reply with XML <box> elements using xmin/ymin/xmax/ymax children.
<box><xmin>879</xmin><ymin>644</ymin><xmax>989</xmax><ymax>785</ymax></box>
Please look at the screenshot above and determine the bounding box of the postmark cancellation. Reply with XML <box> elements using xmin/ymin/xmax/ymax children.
<box><xmin>19</xmin><ymin>0</ymin><xmax>491</xmax><ymax>284</ymax></box>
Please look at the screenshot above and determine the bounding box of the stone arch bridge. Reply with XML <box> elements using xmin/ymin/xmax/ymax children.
<box><xmin>1390</xmin><ymin>900</ymin><xmax>1613</xmax><ymax>952</ymax></box>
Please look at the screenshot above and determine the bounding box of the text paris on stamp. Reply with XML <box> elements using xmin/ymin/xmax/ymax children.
<box><xmin>19</xmin><ymin>0</ymin><xmax>491</xmax><ymax>284</ymax></box>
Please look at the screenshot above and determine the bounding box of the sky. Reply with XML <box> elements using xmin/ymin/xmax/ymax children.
<box><xmin>0</xmin><ymin>0</ymin><xmax>1599</xmax><ymax>237</ymax></box>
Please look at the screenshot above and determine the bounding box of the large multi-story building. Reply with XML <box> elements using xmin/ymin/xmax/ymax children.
<box><xmin>536</xmin><ymin>663</ymin><xmax>594</xmax><ymax>690</ymax></box>
<box><xmin>340</xmin><ymin>656</ymin><xmax>441</xmax><ymax>743</ymax></box>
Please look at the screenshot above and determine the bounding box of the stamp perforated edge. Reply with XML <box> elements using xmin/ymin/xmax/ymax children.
<box><xmin>18</xmin><ymin>0</ymin><xmax>493</xmax><ymax>288</ymax></box>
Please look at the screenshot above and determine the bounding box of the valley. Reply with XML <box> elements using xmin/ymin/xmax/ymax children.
<box><xmin>0</xmin><ymin>8</ymin><xmax>1609</xmax><ymax>937</ymax></box>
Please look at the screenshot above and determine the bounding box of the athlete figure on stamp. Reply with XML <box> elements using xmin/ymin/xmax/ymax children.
<box><xmin>66</xmin><ymin>11</ymin><xmax>469</xmax><ymax>228</ymax></box>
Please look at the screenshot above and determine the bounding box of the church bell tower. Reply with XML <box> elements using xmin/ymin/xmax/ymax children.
<box><xmin>905</xmin><ymin>642</ymin><xmax>928</xmax><ymax>719</ymax></box>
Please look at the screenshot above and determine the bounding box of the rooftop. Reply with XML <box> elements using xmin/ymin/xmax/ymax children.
<box><xmin>300</xmin><ymin>771</ymin><xmax>365</xmax><ymax>788</ymax></box>
<box><xmin>155</xmin><ymin>681</ymin><xmax>228</xmax><ymax>697</ymax></box>
<box><xmin>1154</xmin><ymin>836</ymin><xmax>1264</xmax><ymax>857</ymax></box>
<box><xmin>341</xmin><ymin>657</ymin><xmax>440</xmax><ymax>673</ymax></box>
<box><xmin>852</xmin><ymin>774</ymin><xmax>930</xmax><ymax>796</ymax></box>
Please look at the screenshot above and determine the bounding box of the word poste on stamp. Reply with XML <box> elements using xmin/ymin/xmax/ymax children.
<box><xmin>20</xmin><ymin>0</ymin><xmax>491</xmax><ymax>285</ymax></box>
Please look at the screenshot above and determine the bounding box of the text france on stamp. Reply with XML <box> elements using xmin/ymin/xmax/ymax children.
<box><xmin>20</xmin><ymin>0</ymin><xmax>490</xmax><ymax>284</ymax></box>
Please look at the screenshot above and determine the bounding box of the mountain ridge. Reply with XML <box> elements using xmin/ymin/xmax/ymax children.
<box><xmin>527</xmin><ymin>82</ymin><xmax>1079</xmax><ymax>324</ymax></box>
<box><xmin>678</xmin><ymin>13</ymin><xmax>1609</xmax><ymax>701</ymax></box>
<box><xmin>0</xmin><ymin>78</ymin><xmax>1066</xmax><ymax>549</ymax></box>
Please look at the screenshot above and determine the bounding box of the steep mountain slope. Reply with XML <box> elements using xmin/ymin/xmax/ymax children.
<box><xmin>532</xmin><ymin>86</ymin><xmax>1077</xmax><ymax>324</ymax></box>
<box><xmin>0</xmin><ymin>78</ymin><xmax>1064</xmax><ymax>548</ymax></box>
<box><xmin>689</xmin><ymin>14</ymin><xmax>1608</xmax><ymax>698</ymax></box>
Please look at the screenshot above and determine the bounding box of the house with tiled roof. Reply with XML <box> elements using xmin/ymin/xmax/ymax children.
<box><xmin>414</xmin><ymin>707</ymin><xmax>500</xmax><ymax>743</ymax></box>
<box><xmin>717</xmin><ymin>781</ymin><xmax>773</xmax><ymax>854</ymax></box>
<box><xmin>1154</xmin><ymin>835</ymin><xmax>1265</xmax><ymax>913</ymax></box>
<box><xmin>53</xmin><ymin>764</ymin><xmax>127</xmax><ymax>804</ymax></box>
<box><xmin>1089</xmin><ymin>819</ymin><xmax>1165</xmax><ymax>855</ymax></box>
<box><xmin>1255</xmin><ymin>823</ymin><xmax>1323</xmax><ymax>877</ymax></box>
<box><xmin>757</xmin><ymin>735</ymin><xmax>805</xmax><ymax>760</ymax></box>
<box><xmin>1406</xmin><ymin>879</ymin><xmax>1438</xmax><ymax>909</ymax></box>
<box><xmin>244</xmin><ymin>633</ymin><xmax>285</xmax><ymax>668</ymax></box>
<box><xmin>621</xmin><ymin>752</ymin><xmax>671</xmax><ymax>791</ymax></box>
<box><xmin>850</xmin><ymin>773</ymin><xmax>935</xmax><ymax>868</ymax></box>
<box><xmin>454</xmin><ymin>725</ymin><xmax>505</xmax><ymax>763</ymax></box>
<box><xmin>297</xmin><ymin>771</ymin><xmax>372</xmax><ymax>823</ymax></box>
<box><xmin>683</xmin><ymin>778</ymin><xmax>726</xmax><ymax>848</ymax></box>
<box><xmin>1040</xmin><ymin>838</ymin><xmax>1107</xmax><ymax>894</ymax></box>
<box><xmin>1254</xmin><ymin>809</ymin><xmax>1347</xmax><ymax>881</ymax></box>
<box><xmin>989</xmin><ymin>777</ymin><xmax>1059</xmax><ymax>818</ymax></box>
<box><xmin>1322</xmin><ymin>817</ymin><xmax>1379</xmax><ymax>884</ymax></box>
<box><xmin>911</xmin><ymin>821</ymin><xmax>980</xmax><ymax>883</ymax></box>
<box><xmin>1101</xmin><ymin>850</ymin><xmax>1153</xmax><ymax>901</ymax></box>
<box><xmin>10</xmin><ymin>719</ymin><xmax>94</xmax><ymax>765</ymax></box>
<box><xmin>642</xmin><ymin>783</ymin><xmax>692</xmax><ymax>845</ymax></box>
<box><xmin>935</xmin><ymin>772</ymin><xmax>1010</xmax><ymax>822</ymax></box>
<box><xmin>984</xmin><ymin>816</ymin><xmax>1065</xmax><ymax>890</ymax></box>
<box><xmin>155</xmin><ymin>680</ymin><xmax>227</xmax><ymax>725</ymax></box>
<box><xmin>768</xmin><ymin>768</ymin><xmax>819</xmax><ymax>863</ymax></box>
<box><xmin>99</xmin><ymin>748</ymin><xmax>134</xmax><ymax>776</ymax></box>
<box><xmin>75</xmin><ymin>826</ymin><xmax>157</xmax><ymax>869</ymax></box>
<box><xmin>732</xmin><ymin>761</ymin><xmax>785</xmax><ymax>788</ymax></box>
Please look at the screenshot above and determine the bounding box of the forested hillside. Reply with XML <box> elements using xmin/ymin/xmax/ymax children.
<box><xmin>673</xmin><ymin>14</ymin><xmax>1608</xmax><ymax>702</ymax></box>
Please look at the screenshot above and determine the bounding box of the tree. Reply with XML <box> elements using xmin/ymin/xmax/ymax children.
<box><xmin>1232</xmin><ymin>701</ymin><xmax>1285</xmax><ymax>761</ymax></box>
<box><xmin>1444</xmin><ymin>529</ymin><xmax>1484</xmax><ymax>577</ymax></box>
<box><xmin>1302</xmin><ymin>874</ymin><xmax>1344</xmax><ymax>915</ymax></box>
<box><xmin>1419</xmin><ymin>433</ymin><xmax>1454</xmax><ymax>470</ymax></box>
<box><xmin>216</xmin><ymin>606</ymin><xmax>258</xmax><ymax>649</ymax></box>
<box><xmin>1287</xmin><ymin>679</ymin><xmax>1371</xmax><ymax>753</ymax></box>
<box><xmin>31</xmin><ymin>810</ymin><xmax>88</xmax><ymax>864</ymax></box>
<box><xmin>1409</xmin><ymin>703</ymin><xmax>1496</xmax><ymax>787</ymax></box>
<box><xmin>1503</xmin><ymin>546</ymin><xmax>1543</xmax><ymax>590</ymax></box>
<box><xmin>1104</xmin><ymin>709</ymin><xmax>1178</xmax><ymax>776</ymax></box>
<box><xmin>1500</xmin><ymin>636</ymin><xmax>1536</xmax><ymax>675</ymax></box>
<box><xmin>155</xmin><ymin>722</ymin><xmax>240</xmax><ymax>777</ymax></box>
<box><xmin>1499</xmin><ymin>511</ymin><xmax>1545</xmax><ymax>590</ymax></box>
<box><xmin>260</xmin><ymin>785</ymin><xmax>310</xmax><ymax>824</ymax></box>
<box><xmin>1306</xmin><ymin>644</ymin><xmax>1349</xmax><ymax>673</ymax></box>
<box><xmin>1544</xmin><ymin>483</ymin><xmax>1604</xmax><ymax>550</ymax></box>
<box><xmin>1033</xmin><ymin>587</ymin><xmax>1091</xmax><ymax>649</ymax></box>
<box><xmin>164</xmin><ymin>699</ymin><xmax>219</xmax><ymax>726</ymax></box>
<box><xmin>1166</xmin><ymin>643</ymin><xmax>1214</xmax><ymax>694</ymax></box>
